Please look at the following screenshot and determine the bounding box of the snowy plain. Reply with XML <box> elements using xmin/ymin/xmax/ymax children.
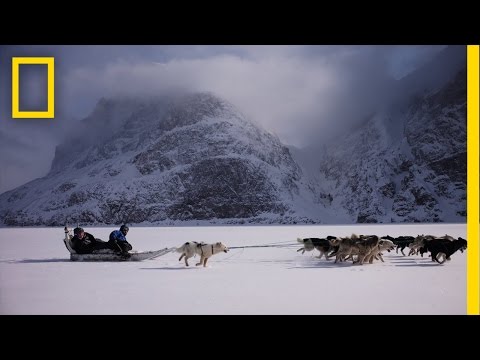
<box><xmin>0</xmin><ymin>223</ymin><xmax>467</xmax><ymax>315</ymax></box>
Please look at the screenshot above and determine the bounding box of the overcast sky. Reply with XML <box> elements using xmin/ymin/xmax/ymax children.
<box><xmin>0</xmin><ymin>45</ymin><xmax>451</xmax><ymax>194</ymax></box>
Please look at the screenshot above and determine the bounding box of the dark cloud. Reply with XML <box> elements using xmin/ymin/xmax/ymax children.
<box><xmin>0</xmin><ymin>45</ymin><xmax>456</xmax><ymax>194</ymax></box>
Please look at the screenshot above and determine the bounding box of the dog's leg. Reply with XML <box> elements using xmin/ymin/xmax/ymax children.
<box><xmin>355</xmin><ymin>254</ymin><xmax>365</xmax><ymax>265</ymax></box>
<box><xmin>196</xmin><ymin>256</ymin><xmax>204</xmax><ymax>266</ymax></box>
<box><xmin>179</xmin><ymin>254</ymin><xmax>185</xmax><ymax>261</ymax></box>
<box><xmin>297</xmin><ymin>248</ymin><xmax>304</xmax><ymax>253</ymax></box>
<box><xmin>184</xmin><ymin>256</ymin><xmax>189</xmax><ymax>266</ymax></box>
<box><xmin>203</xmin><ymin>257</ymin><xmax>209</xmax><ymax>267</ymax></box>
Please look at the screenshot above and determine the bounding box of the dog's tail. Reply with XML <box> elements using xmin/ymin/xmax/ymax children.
<box><xmin>176</xmin><ymin>242</ymin><xmax>190</xmax><ymax>253</ymax></box>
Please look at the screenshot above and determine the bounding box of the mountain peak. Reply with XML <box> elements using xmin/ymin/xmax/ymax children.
<box><xmin>1</xmin><ymin>91</ymin><xmax>312</xmax><ymax>226</ymax></box>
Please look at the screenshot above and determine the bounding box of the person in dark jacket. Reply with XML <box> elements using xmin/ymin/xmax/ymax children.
<box><xmin>71</xmin><ymin>227</ymin><xmax>110</xmax><ymax>254</ymax></box>
<box><xmin>108</xmin><ymin>224</ymin><xmax>133</xmax><ymax>258</ymax></box>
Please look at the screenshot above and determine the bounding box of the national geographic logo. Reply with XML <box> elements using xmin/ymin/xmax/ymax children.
<box><xmin>12</xmin><ymin>57</ymin><xmax>54</xmax><ymax>118</ymax></box>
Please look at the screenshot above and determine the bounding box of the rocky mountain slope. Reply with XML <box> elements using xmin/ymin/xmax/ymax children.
<box><xmin>0</xmin><ymin>49</ymin><xmax>466</xmax><ymax>226</ymax></box>
<box><xmin>1</xmin><ymin>93</ymin><xmax>318</xmax><ymax>226</ymax></box>
<box><xmin>315</xmin><ymin>68</ymin><xmax>466</xmax><ymax>223</ymax></box>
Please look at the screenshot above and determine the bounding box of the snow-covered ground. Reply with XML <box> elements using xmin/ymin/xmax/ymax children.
<box><xmin>0</xmin><ymin>223</ymin><xmax>466</xmax><ymax>314</ymax></box>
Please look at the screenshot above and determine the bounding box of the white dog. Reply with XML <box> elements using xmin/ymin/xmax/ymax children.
<box><xmin>177</xmin><ymin>241</ymin><xmax>229</xmax><ymax>267</ymax></box>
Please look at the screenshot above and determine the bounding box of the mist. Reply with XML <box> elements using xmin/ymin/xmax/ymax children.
<box><xmin>0</xmin><ymin>45</ymin><xmax>459</xmax><ymax>194</ymax></box>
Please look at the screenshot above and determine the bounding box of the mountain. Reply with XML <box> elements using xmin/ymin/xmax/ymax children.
<box><xmin>0</xmin><ymin>48</ymin><xmax>467</xmax><ymax>226</ymax></box>
<box><xmin>311</xmin><ymin>66</ymin><xmax>466</xmax><ymax>223</ymax></box>
<box><xmin>0</xmin><ymin>93</ymin><xmax>324</xmax><ymax>226</ymax></box>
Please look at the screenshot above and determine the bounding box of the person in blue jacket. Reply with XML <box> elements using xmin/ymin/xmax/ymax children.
<box><xmin>108</xmin><ymin>224</ymin><xmax>133</xmax><ymax>258</ymax></box>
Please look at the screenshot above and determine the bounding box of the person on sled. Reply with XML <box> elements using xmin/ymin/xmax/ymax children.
<box><xmin>71</xmin><ymin>227</ymin><xmax>110</xmax><ymax>254</ymax></box>
<box><xmin>108</xmin><ymin>224</ymin><xmax>133</xmax><ymax>258</ymax></box>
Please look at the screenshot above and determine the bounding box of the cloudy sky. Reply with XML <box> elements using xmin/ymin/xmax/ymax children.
<box><xmin>0</xmin><ymin>45</ymin><xmax>452</xmax><ymax>194</ymax></box>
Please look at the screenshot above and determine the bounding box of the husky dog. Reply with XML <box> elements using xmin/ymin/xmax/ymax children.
<box><xmin>297</xmin><ymin>237</ymin><xmax>337</xmax><ymax>259</ymax></box>
<box><xmin>177</xmin><ymin>241</ymin><xmax>229</xmax><ymax>267</ymax></box>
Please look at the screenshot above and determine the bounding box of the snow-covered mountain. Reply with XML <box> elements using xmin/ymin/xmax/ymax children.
<box><xmin>0</xmin><ymin>48</ymin><xmax>466</xmax><ymax>226</ymax></box>
<box><xmin>309</xmin><ymin>66</ymin><xmax>466</xmax><ymax>223</ymax></box>
<box><xmin>0</xmin><ymin>93</ymin><xmax>325</xmax><ymax>226</ymax></box>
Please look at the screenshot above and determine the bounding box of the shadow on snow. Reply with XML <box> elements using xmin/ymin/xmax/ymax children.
<box><xmin>3</xmin><ymin>258</ymin><xmax>71</xmax><ymax>264</ymax></box>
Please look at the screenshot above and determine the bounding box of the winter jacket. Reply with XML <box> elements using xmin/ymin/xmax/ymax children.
<box><xmin>71</xmin><ymin>232</ymin><xmax>98</xmax><ymax>254</ymax></box>
<box><xmin>109</xmin><ymin>230</ymin><xmax>127</xmax><ymax>242</ymax></box>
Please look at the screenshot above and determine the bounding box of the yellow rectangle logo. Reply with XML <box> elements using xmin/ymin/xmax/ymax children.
<box><xmin>12</xmin><ymin>57</ymin><xmax>54</xmax><ymax>118</ymax></box>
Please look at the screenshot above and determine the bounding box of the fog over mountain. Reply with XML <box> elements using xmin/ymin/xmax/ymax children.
<box><xmin>0</xmin><ymin>45</ymin><xmax>465</xmax><ymax>225</ymax></box>
<box><xmin>0</xmin><ymin>45</ymin><xmax>450</xmax><ymax>194</ymax></box>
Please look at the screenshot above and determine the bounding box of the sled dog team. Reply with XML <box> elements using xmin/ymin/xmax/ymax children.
<box><xmin>296</xmin><ymin>233</ymin><xmax>467</xmax><ymax>264</ymax></box>
<box><xmin>65</xmin><ymin>226</ymin><xmax>465</xmax><ymax>266</ymax></box>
